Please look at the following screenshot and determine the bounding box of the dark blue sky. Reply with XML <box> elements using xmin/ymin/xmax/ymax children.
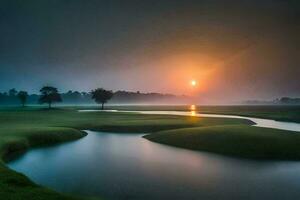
<box><xmin>0</xmin><ymin>0</ymin><xmax>299</xmax><ymax>103</ymax></box>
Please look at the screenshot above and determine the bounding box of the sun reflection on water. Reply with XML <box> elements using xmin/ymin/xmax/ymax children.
<box><xmin>190</xmin><ymin>105</ymin><xmax>196</xmax><ymax>116</ymax></box>
<box><xmin>190</xmin><ymin>104</ymin><xmax>196</xmax><ymax>111</ymax></box>
<box><xmin>191</xmin><ymin>111</ymin><xmax>196</xmax><ymax>116</ymax></box>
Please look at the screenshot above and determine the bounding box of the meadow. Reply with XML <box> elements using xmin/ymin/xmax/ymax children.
<box><xmin>106</xmin><ymin>105</ymin><xmax>300</xmax><ymax>123</ymax></box>
<box><xmin>0</xmin><ymin>105</ymin><xmax>299</xmax><ymax>199</ymax></box>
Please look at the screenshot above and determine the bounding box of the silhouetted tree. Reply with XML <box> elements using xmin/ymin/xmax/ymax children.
<box><xmin>62</xmin><ymin>90</ymin><xmax>83</xmax><ymax>103</ymax></box>
<box><xmin>9</xmin><ymin>88</ymin><xmax>17</xmax><ymax>96</ymax></box>
<box><xmin>38</xmin><ymin>86</ymin><xmax>62</xmax><ymax>108</ymax></box>
<box><xmin>91</xmin><ymin>88</ymin><xmax>113</xmax><ymax>110</ymax></box>
<box><xmin>17</xmin><ymin>91</ymin><xmax>28</xmax><ymax>107</ymax></box>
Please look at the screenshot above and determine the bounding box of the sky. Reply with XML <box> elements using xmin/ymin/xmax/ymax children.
<box><xmin>0</xmin><ymin>0</ymin><xmax>299</xmax><ymax>103</ymax></box>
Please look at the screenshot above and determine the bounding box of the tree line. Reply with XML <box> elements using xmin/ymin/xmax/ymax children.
<box><xmin>245</xmin><ymin>97</ymin><xmax>300</xmax><ymax>105</ymax></box>
<box><xmin>0</xmin><ymin>86</ymin><xmax>113</xmax><ymax>110</ymax></box>
<box><xmin>0</xmin><ymin>88</ymin><xmax>189</xmax><ymax>106</ymax></box>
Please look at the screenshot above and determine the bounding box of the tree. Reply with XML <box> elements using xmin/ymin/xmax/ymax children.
<box><xmin>9</xmin><ymin>88</ymin><xmax>17</xmax><ymax>97</ymax></box>
<box><xmin>38</xmin><ymin>86</ymin><xmax>62</xmax><ymax>108</ymax></box>
<box><xmin>17</xmin><ymin>91</ymin><xmax>28</xmax><ymax>107</ymax></box>
<box><xmin>91</xmin><ymin>88</ymin><xmax>113</xmax><ymax>110</ymax></box>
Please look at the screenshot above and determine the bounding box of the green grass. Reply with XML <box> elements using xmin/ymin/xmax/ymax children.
<box><xmin>0</xmin><ymin>106</ymin><xmax>299</xmax><ymax>199</ymax></box>
<box><xmin>144</xmin><ymin>125</ymin><xmax>300</xmax><ymax>160</ymax></box>
<box><xmin>3</xmin><ymin>105</ymin><xmax>299</xmax><ymax>123</ymax></box>
<box><xmin>196</xmin><ymin>105</ymin><xmax>300</xmax><ymax>123</ymax></box>
<box><xmin>0</xmin><ymin>107</ymin><xmax>252</xmax><ymax>200</ymax></box>
<box><xmin>105</xmin><ymin>105</ymin><xmax>300</xmax><ymax>123</ymax></box>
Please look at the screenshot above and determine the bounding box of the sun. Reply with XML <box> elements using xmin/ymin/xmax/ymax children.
<box><xmin>190</xmin><ymin>80</ymin><xmax>197</xmax><ymax>86</ymax></box>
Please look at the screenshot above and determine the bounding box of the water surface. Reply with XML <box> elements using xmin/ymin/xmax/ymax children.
<box><xmin>8</xmin><ymin>131</ymin><xmax>300</xmax><ymax>200</ymax></box>
<box><xmin>136</xmin><ymin>110</ymin><xmax>300</xmax><ymax>132</ymax></box>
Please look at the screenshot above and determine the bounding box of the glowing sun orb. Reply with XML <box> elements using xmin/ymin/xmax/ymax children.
<box><xmin>191</xmin><ymin>80</ymin><xmax>197</xmax><ymax>86</ymax></box>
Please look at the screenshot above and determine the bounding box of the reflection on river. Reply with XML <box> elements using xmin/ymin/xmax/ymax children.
<box><xmin>7</xmin><ymin>131</ymin><xmax>300</xmax><ymax>200</ymax></box>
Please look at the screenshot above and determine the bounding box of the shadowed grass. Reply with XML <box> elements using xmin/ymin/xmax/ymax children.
<box><xmin>0</xmin><ymin>127</ymin><xmax>87</xmax><ymax>200</ymax></box>
<box><xmin>0</xmin><ymin>163</ymin><xmax>84</xmax><ymax>200</ymax></box>
<box><xmin>144</xmin><ymin>125</ymin><xmax>300</xmax><ymax>159</ymax></box>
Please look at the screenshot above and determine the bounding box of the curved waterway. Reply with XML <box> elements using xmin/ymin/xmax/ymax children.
<box><xmin>7</xmin><ymin>110</ymin><xmax>300</xmax><ymax>200</ymax></box>
<box><xmin>79</xmin><ymin>110</ymin><xmax>300</xmax><ymax>132</ymax></box>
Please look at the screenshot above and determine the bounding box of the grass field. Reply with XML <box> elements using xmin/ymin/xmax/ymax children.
<box><xmin>0</xmin><ymin>105</ymin><xmax>299</xmax><ymax>199</ymax></box>
<box><xmin>106</xmin><ymin>105</ymin><xmax>300</xmax><ymax>123</ymax></box>
<box><xmin>0</xmin><ymin>107</ymin><xmax>252</xmax><ymax>200</ymax></box>
<box><xmin>144</xmin><ymin>125</ymin><xmax>300</xmax><ymax>160</ymax></box>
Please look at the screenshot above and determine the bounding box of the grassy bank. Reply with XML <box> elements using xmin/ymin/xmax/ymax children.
<box><xmin>0</xmin><ymin>108</ymin><xmax>252</xmax><ymax>199</ymax></box>
<box><xmin>0</xmin><ymin>127</ymin><xmax>87</xmax><ymax>200</ymax></box>
<box><xmin>144</xmin><ymin>125</ymin><xmax>300</xmax><ymax>159</ymax></box>
<box><xmin>196</xmin><ymin>105</ymin><xmax>300</xmax><ymax>123</ymax></box>
<box><xmin>5</xmin><ymin>105</ymin><xmax>299</xmax><ymax>122</ymax></box>
<box><xmin>0</xmin><ymin>106</ymin><xmax>299</xmax><ymax>199</ymax></box>
<box><xmin>105</xmin><ymin>105</ymin><xmax>300</xmax><ymax>123</ymax></box>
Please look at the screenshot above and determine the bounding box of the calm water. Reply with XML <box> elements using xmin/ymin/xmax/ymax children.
<box><xmin>139</xmin><ymin>111</ymin><xmax>300</xmax><ymax>132</ymax></box>
<box><xmin>79</xmin><ymin>110</ymin><xmax>300</xmax><ymax>132</ymax></box>
<box><xmin>7</xmin><ymin>131</ymin><xmax>300</xmax><ymax>200</ymax></box>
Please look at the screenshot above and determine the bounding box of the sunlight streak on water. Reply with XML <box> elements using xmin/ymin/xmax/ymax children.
<box><xmin>190</xmin><ymin>104</ymin><xmax>196</xmax><ymax>110</ymax></box>
<box><xmin>190</xmin><ymin>105</ymin><xmax>196</xmax><ymax>116</ymax></box>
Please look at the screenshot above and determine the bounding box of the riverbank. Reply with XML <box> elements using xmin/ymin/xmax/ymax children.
<box><xmin>105</xmin><ymin>105</ymin><xmax>300</xmax><ymax>123</ymax></box>
<box><xmin>1</xmin><ymin>108</ymin><xmax>250</xmax><ymax>199</ymax></box>
<box><xmin>0</xmin><ymin>106</ymin><xmax>299</xmax><ymax>199</ymax></box>
<box><xmin>144</xmin><ymin>125</ymin><xmax>300</xmax><ymax>159</ymax></box>
<box><xmin>0</xmin><ymin>127</ymin><xmax>88</xmax><ymax>200</ymax></box>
